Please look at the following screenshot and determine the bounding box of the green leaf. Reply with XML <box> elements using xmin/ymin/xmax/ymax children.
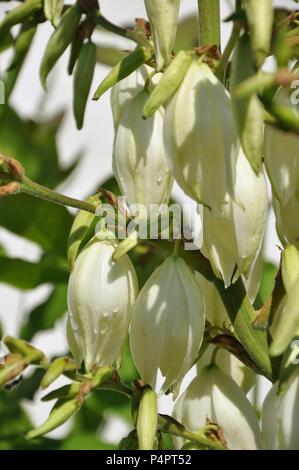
<box><xmin>0</xmin><ymin>106</ymin><xmax>78</xmax><ymax>188</ymax></box>
<box><xmin>0</xmin><ymin>254</ymin><xmax>68</xmax><ymax>289</ymax></box>
<box><xmin>20</xmin><ymin>284</ymin><xmax>68</xmax><ymax>340</ymax></box>
<box><xmin>0</xmin><ymin>193</ymin><xmax>73</xmax><ymax>256</ymax></box>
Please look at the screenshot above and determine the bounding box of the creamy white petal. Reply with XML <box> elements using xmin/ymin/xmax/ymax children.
<box><xmin>130</xmin><ymin>256</ymin><xmax>205</xmax><ymax>393</ymax></box>
<box><xmin>113</xmin><ymin>90</ymin><xmax>173</xmax><ymax>215</ymax></box>
<box><xmin>173</xmin><ymin>365</ymin><xmax>263</xmax><ymax>450</ymax></box>
<box><xmin>67</xmin><ymin>235</ymin><xmax>138</xmax><ymax>371</ymax></box>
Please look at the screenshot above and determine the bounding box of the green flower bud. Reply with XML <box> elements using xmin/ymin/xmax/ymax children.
<box><xmin>143</xmin><ymin>51</ymin><xmax>193</xmax><ymax>118</ymax></box>
<box><xmin>26</xmin><ymin>398</ymin><xmax>81</xmax><ymax>439</ymax></box>
<box><xmin>163</xmin><ymin>60</ymin><xmax>239</xmax><ymax>212</ymax></box>
<box><xmin>130</xmin><ymin>256</ymin><xmax>205</xmax><ymax>394</ymax></box>
<box><xmin>137</xmin><ymin>386</ymin><xmax>158</xmax><ymax>450</ymax></box>
<box><xmin>273</xmin><ymin>195</ymin><xmax>299</xmax><ymax>249</ymax></box>
<box><xmin>244</xmin><ymin>0</ymin><xmax>273</xmax><ymax>66</ymax></box>
<box><xmin>113</xmin><ymin>90</ymin><xmax>173</xmax><ymax>214</ymax></box>
<box><xmin>173</xmin><ymin>364</ymin><xmax>263</xmax><ymax>450</ymax></box>
<box><xmin>231</xmin><ymin>34</ymin><xmax>264</xmax><ymax>173</ymax></box>
<box><xmin>44</xmin><ymin>0</ymin><xmax>64</xmax><ymax>27</ymax></box>
<box><xmin>0</xmin><ymin>0</ymin><xmax>42</xmax><ymax>43</ymax></box>
<box><xmin>93</xmin><ymin>47</ymin><xmax>153</xmax><ymax>101</ymax></box>
<box><xmin>144</xmin><ymin>0</ymin><xmax>180</xmax><ymax>70</ymax></box>
<box><xmin>281</xmin><ymin>245</ymin><xmax>299</xmax><ymax>293</ymax></box>
<box><xmin>40</xmin><ymin>4</ymin><xmax>82</xmax><ymax>88</ymax></box>
<box><xmin>73</xmin><ymin>41</ymin><xmax>96</xmax><ymax>129</ymax></box>
<box><xmin>67</xmin><ymin>234</ymin><xmax>138</xmax><ymax>371</ymax></box>
<box><xmin>265</xmin><ymin>87</ymin><xmax>299</xmax><ymax>206</ymax></box>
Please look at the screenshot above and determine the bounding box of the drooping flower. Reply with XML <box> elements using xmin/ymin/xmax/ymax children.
<box><xmin>130</xmin><ymin>255</ymin><xmax>205</xmax><ymax>394</ymax></box>
<box><xmin>262</xmin><ymin>373</ymin><xmax>299</xmax><ymax>450</ymax></box>
<box><xmin>163</xmin><ymin>60</ymin><xmax>239</xmax><ymax>213</ymax></box>
<box><xmin>173</xmin><ymin>364</ymin><xmax>263</xmax><ymax>450</ymax></box>
<box><xmin>67</xmin><ymin>234</ymin><xmax>138</xmax><ymax>371</ymax></box>
<box><xmin>113</xmin><ymin>90</ymin><xmax>173</xmax><ymax>216</ymax></box>
<box><xmin>110</xmin><ymin>65</ymin><xmax>151</xmax><ymax>128</ymax></box>
<box><xmin>202</xmin><ymin>148</ymin><xmax>268</xmax><ymax>286</ymax></box>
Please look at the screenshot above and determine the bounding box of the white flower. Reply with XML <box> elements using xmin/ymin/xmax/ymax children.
<box><xmin>163</xmin><ymin>60</ymin><xmax>239</xmax><ymax>213</ymax></box>
<box><xmin>202</xmin><ymin>148</ymin><xmax>268</xmax><ymax>286</ymax></box>
<box><xmin>67</xmin><ymin>234</ymin><xmax>138</xmax><ymax>371</ymax></box>
<box><xmin>262</xmin><ymin>373</ymin><xmax>299</xmax><ymax>449</ymax></box>
<box><xmin>113</xmin><ymin>90</ymin><xmax>173</xmax><ymax>216</ymax></box>
<box><xmin>130</xmin><ymin>255</ymin><xmax>205</xmax><ymax>394</ymax></box>
<box><xmin>110</xmin><ymin>65</ymin><xmax>151</xmax><ymax>128</ymax></box>
<box><xmin>144</xmin><ymin>0</ymin><xmax>180</xmax><ymax>70</ymax></box>
<box><xmin>173</xmin><ymin>364</ymin><xmax>263</xmax><ymax>450</ymax></box>
<box><xmin>196</xmin><ymin>271</ymin><xmax>256</xmax><ymax>393</ymax></box>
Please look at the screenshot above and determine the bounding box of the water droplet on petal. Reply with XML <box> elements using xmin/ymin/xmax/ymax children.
<box><xmin>101</xmin><ymin>325</ymin><xmax>107</xmax><ymax>335</ymax></box>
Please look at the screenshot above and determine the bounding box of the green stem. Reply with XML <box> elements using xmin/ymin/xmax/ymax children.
<box><xmin>92</xmin><ymin>12</ymin><xmax>151</xmax><ymax>46</ymax></box>
<box><xmin>216</xmin><ymin>21</ymin><xmax>241</xmax><ymax>82</ymax></box>
<box><xmin>21</xmin><ymin>176</ymin><xmax>97</xmax><ymax>214</ymax></box>
<box><xmin>158</xmin><ymin>415</ymin><xmax>226</xmax><ymax>450</ymax></box>
<box><xmin>198</xmin><ymin>0</ymin><xmax>221</xmax><ymax>48</ymax></box>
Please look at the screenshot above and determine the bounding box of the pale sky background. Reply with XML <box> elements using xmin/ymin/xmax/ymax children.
<box><xmin>0</xmin><ymin>0</ymin><xmax>296</xmax><ymax>444</ymax></box>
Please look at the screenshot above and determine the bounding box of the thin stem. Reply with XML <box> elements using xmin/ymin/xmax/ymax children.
<box><xmin>21</xmin><ymin>176</ymin><xmax>97</xmax><ymax>214</ymax></box>
<box><xmin>158</xmin><ymin>415</ymin><xmax>226</xmax><ymax>450</ymax></box>
<box><xmin>94</xmin><ymin>13</ymin><xmax>135</xmax><ymax>40</ymax></box>
<box><xmin>198</xmin><ymin>0</ymin><xmax>221</xmax><ymax>48</ymax></box>
<box><xmin>216</xmin><ymin>21</ymin><xmax>241</xmax><ymax>82</ymax></box>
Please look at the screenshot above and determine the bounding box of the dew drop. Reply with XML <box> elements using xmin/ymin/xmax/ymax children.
<box><xmin>113</xmin><ymin>308</ymin><xmax>119</xmax><ymax>314</ymax></box>
<box><xmin>93</xmin><ymin>328</ymin><xmax>98</xmax><ymax>335</ymax></box>
<box><xmin>100</xmin><ymin>325</ymin><xmax>107</xmax><ymax>335</ymax></box>
<box><xmin>157</xmin><ymin>176</ymin><xmax>162</xmax><ymax>185</ymax></box>
<box><xmin>102</xmin><ymin>311</ymin><xmax>109</xmax><ymax>318</ymax></box>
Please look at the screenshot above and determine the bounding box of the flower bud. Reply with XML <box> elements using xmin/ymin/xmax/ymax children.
<box><xmin>173</xmin><ymin>364</ymin><xmax>263</xmax><ymax>450</ymax></box>
<box><xmin>137</xmin><ymin>386</ymin><xmax>158</xmax><ymax>450</ymax></box>
<box><xmin>265</xmin><ymin>88</ymin><xmax>299</xmax><ymax>206</ymax></box>
<box><xmin>67</xmin><ymin>234</ymin><xmax>138</xmax><ymax>371</ymax></box>
<box><xmin>163</xmin><ymin>60</ymin><xmax>239</xmax><ymax>212</ymax></box>
<box><xmin>270</xmin><ymin>246</ymin><xmax>299</xmax><ymax>356</ymax></box>
<box><xmin>273</xmin><ymin>194</ymin><xmax>299</xmax><ymax>250</ymax></box>
<box><xmin>26</xmin><ymin>398</ymin><xmax>81</xmax><ymax>439</ymax></box>
<box><xmin>196</xmin><ymin>272</ymin><xmax>255</xmax><ymax>393</ymax></box>
<box><xmin>111</xmin><ymin>65</ymin><xmax>151</xmax><ymax>128</ymax></box>
<box><xmin>202</xmin><ymin>149</ymin><xmax>268</xmax><ymax>286</ymax></box>
<box><xmin>113</xmin><ymin>90</ymin><xmax>173</xmax><ymax>215</ymax></box>
<box><xmin>130</xmin><ymin>256</ymin><xmax>205</xmax><ymax>394</ymax></box>
<box><xmin>262</xmin><ymin>373</ymin><xmax>299</xmax><ymax>449</ymax></box>
<box><xmin>244</xmin><ymin>0</ymin><xmax>273</xmax><ymax>66</ymax></box>
<box><xmin>281</xmin><ymin>244</ymin><xmax>299</xmax><ymax>293</ymax></box>
<box><xmin>144</xmin><ymin>0</ymin><xmax>180</xmax><ymax>70</ymax></box>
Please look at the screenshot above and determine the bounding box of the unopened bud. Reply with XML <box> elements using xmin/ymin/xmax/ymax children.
<box><xmin>144</xmin><ymin>0</ymin><xmax>180</xmax><ymax>70</ymax></box>
<box><xmin>137</xmin><ymin>386</ymin><xmax>158</xmax><ymax>450</ymax></box>
<box><xmin>26</xmin><ymin>398</ymin><xmax>81</xmax><ymax>439</ymax></box>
